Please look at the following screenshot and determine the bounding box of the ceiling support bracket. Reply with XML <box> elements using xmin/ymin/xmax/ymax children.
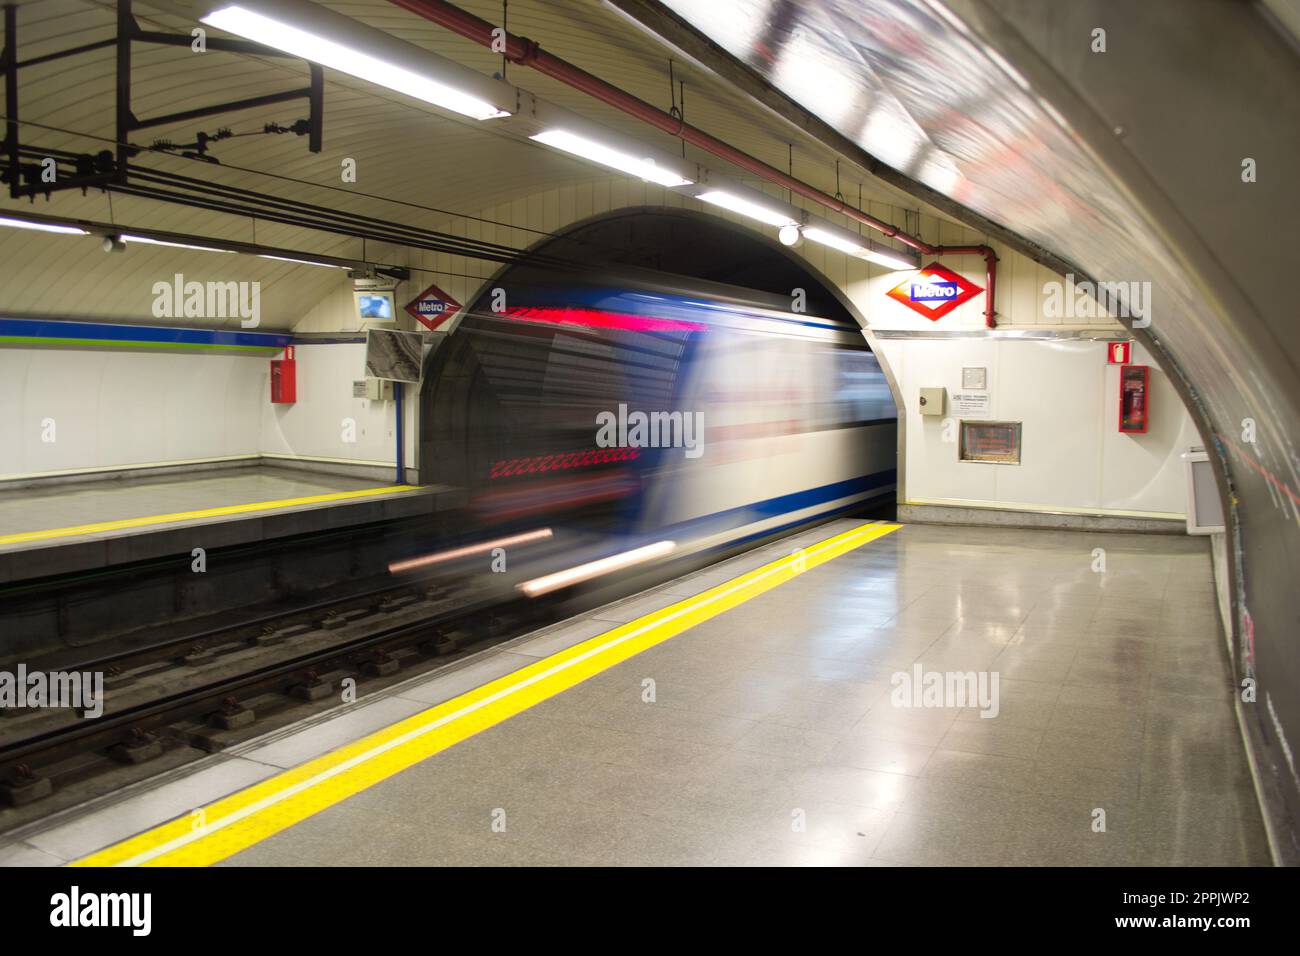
<box><xmin>2</xmin><ymin>0</ymin><xmax>324</xmax><ymax>201</ymax></box>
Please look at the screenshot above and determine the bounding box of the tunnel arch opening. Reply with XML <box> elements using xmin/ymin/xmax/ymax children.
<box><xmin>418</xmin><ymin>205</ymin><xmax>902</xmax><ymax>498</ymax></box>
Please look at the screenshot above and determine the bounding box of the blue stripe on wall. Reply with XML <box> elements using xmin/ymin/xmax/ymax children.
<box><xmin>0</xmin><ymin>318</ymin><xmax>293</xmax><ymax>349</ymax></box>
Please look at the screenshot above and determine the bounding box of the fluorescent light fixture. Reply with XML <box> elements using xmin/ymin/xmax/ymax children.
<box><xmin>803</xmin><ymin>226</ymin><xmax>866</xmax><ymax>255</ymax></box>
<box><xmin>518</xmin><ymin>540</ymin><xmax>676</xmax><ymax>597</ymax></box>
<box><xmin>531</xmin><ymin>129</ymin><xmax>692</xmax><ymax>187</ymax></box>
<box><xmin>120</xmin><ymin>234</ymin><xmax>233</xmax><ymax>253</ymax></box>
<box><xmin>803</xmin><ymin>225</ymin><xmax>918</xmax><ymax>271</ymax></box>
<box><xmin>202</xmin><ymin>4</ymin><xmax>510</xmax><ymax>121</ymax></box>
<box><xmin>865</xmin><ymin>247</ymin><xmax>920</xmax><ymax>271</ymax></box>
<box><xmin>258</xmin><ymin>254</ymin><xmax>345</xmax><ymax>268</ymax></box>
<box><xmin>0</xmin><ymin>216</ymin><xmax>88</xmax><ymax>235</ymax></box>
<box><xmin>697</xmin><ymin>190</ymin><xmax>797</xmax><ymax>228</ymax></box>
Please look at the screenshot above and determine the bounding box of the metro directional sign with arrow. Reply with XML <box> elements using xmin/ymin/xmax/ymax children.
<box><xmin>886</xmin><ymin>262</ymin><xmax>983</xmax><ymax>321</ymax></box>
<box><xmin>404</xmin><ymin>282</ymin><xmax>462</xmax><ymax>331</ymax></box>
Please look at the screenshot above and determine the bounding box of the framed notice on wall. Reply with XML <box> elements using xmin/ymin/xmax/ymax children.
<box><xmin>951</xmin><ymin>392</ymin><xmax>991</xmax><ymax>415</ymax></box>
<box><xmin>960</xmin><ymin>421</ymin><xmax>1022</xmax><ymax>464</ymax></box>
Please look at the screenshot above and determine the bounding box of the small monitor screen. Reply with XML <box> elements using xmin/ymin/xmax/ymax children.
<box><xmin>365</xmin><ymin>328</ymin><xmax>423</xmax><ymax>383</ymax></box>
<box><xmin>355</xmin><ymin>291</ymin><xmax>396</xmax><ymax>321</ymax></box>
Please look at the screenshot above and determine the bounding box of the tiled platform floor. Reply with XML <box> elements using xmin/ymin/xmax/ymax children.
<box><xmin>0</xmin><ymin>466</ymin><xmax>391</xmax><ymax>539</ymax></box>
<box><xmin>0</xmin><ymin>520</ymin><xmax>1270</xmax><ymax>867</ymax></box>
<box><xmin>226</xmin><ymin>522</ymin><xmax>1267</xmax><ymax>866</ymax></box>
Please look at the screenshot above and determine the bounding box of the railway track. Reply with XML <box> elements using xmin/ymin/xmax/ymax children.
<box><xmin>0</xmin><ymin>507</ymin><xmax>889</xmax><ymax>832</ymax></box>
<box><xmin>0</xmin><ymin>573</ymin><xmax>556</xmax><ymax>830</ymax></box>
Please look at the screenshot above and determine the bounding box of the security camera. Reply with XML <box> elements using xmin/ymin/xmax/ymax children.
<box><xmin>102</xmin><ymin>235</ymin><xmax>125</xmax><ymax>253</ymax></box>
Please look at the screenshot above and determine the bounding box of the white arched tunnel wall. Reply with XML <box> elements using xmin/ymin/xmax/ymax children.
<box><xmin>371</xmin><ymin>181</ymin><xmax>1202</xmax><ymax>526</ymax></box>
<box><xmin>0</xmin><ymin>180</ymin><xmax>1201</xmax><ymax>524</ymax></box>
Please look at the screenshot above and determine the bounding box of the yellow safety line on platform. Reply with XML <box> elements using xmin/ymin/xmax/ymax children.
<box><xmin>73</xmin><ymin>520</ymin><xmax>901</xmax><ymax>867</ymax></box>
<box><xmin>0</xmin><ymin>485</ymin><xmax>420</xmax><ymax>546</ymax></box>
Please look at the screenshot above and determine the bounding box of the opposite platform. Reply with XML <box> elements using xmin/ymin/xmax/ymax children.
<box><xmin>0</xmin><ymin>465</ymin><xmax>460</xmax><ymax>583</ymax></box>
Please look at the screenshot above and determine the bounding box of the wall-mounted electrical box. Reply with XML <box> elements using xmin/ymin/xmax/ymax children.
<box><xmin>270</xmin><ymin>345</ymin><xmax>296</xmax><ymax>404</ymax></box>
<box><xmin>919</xmin><ymin>387</ymin><xmax>946</xmax><ymax>417</ymax></box>
<box><xmin>364</xmin><ymin>378</ymin><xmax>394</xmax><ymax>401</ymax></box>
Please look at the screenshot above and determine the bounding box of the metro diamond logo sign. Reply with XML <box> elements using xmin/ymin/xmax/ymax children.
<box><xmin>404</xmin><ymin>282</ymin><xmax>462</xmax><ymax>331</ymax></box>
<box><xmin>886</xmin><ymin>262</ymin><xmax>983</xmax><ymax>321</ymax></box>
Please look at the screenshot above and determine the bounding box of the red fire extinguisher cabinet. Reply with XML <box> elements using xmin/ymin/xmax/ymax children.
<box><xmin>1119</xmin><ymin>364</ymin><xmax>1148</xmax><ymax>433</ymax></box>
<box><xmin>271</xmin><ymin>346</ymin><xmax>297</xmax><ymax>403</ymax></box>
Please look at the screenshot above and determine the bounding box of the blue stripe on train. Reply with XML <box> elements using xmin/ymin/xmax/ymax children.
<box><xmin>721</xmin><ymin>485</ymin><xmax>897</xmax><ymax>556</ymax></box>
<box><xmin>657</xmin><ymin>469</ymin><xmax>897</xmax><ymax>551</ymax></box>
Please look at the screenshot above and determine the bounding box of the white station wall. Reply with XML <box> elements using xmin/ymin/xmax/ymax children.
<box><xmin>873</xmin><ymin>336</ymin><xmax>1199</xmax><ymax>516</ymax></box>
<box><xmin>0</xmin><ymin>341</ymin><xmax>414</xmax><ymax>482</ymax></box>
<box><xmin>0</xmin><ymin>346</ymin><xmax>264</xmax><ymax>478</ymax></box>
<box><xmin>260</xmin><ymin>341</ymin><xmax>416</xmax><ymax>477</ymax></box>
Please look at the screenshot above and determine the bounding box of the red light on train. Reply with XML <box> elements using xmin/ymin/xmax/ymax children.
<box><xmin>503</xmin><ymin>306</ymin><xmax>706</xmax><ymax>334</ymax></box>
<box><xmin>490</xmin><ymin>447</ymin><xmax>641</xmax><ymax>479</ymax></box>
<box><xmin>474</xmin><ymin>473</ymin><xmax>640</xmax><ymax>519</ymax></box>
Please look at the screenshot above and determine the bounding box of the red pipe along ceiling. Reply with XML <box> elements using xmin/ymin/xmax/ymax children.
<box><xmin>387</xmin><ymin>0</ymin><xmax>999</xmax><ymax>327</ymax></box>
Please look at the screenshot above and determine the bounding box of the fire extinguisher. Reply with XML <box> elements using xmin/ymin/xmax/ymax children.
<box><xmin>271</xmin><ymin>345</ymin><xmax>297</xmax><ymax>403</ymax></box>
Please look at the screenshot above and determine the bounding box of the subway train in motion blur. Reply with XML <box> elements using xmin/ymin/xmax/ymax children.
<box><xmin>402</xmin><ymin>266</ymin><xmax>897</xmax><ymax>603</ymax></box>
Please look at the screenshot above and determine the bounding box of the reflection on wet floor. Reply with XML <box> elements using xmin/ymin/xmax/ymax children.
<box><xmin>211</xmin><ymin>521</ymin><xmax>1267</xmax><ymax>867</ymax></box>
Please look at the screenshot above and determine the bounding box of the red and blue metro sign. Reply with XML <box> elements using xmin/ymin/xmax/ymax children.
<box><xmin>886</xmin><ymin>262</ymin><xmax>983</xmax><ymax>321</ymax></box>
<box><xmin>404</xmin><ymin>282</ymin><xmax>463</xmax><ymax>332</ymax></box>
